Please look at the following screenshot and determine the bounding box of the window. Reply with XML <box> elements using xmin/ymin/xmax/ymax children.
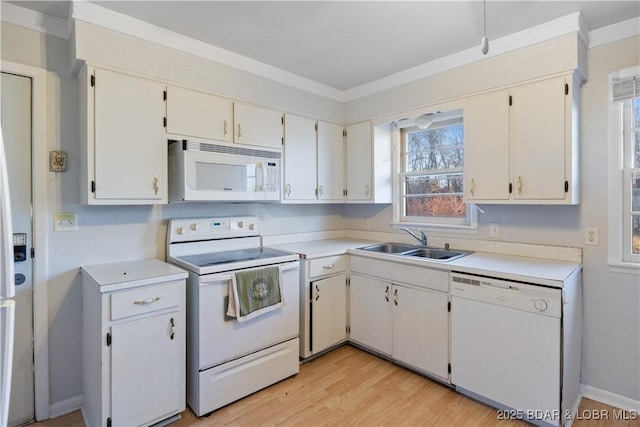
<box><xmin>609</xmin><ymin>66</ymin><xmax>640</xmax><ymax>268</ymax></box>
<box><xmin>398</xmin><ymin>111</ymin><xmax>474</xmax><ymax>228</ymax></box>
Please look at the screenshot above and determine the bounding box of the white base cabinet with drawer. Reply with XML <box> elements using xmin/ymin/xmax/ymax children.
<box><xmin>299</xmin><ymin>255</ymin><xmax>348</xmax><ymax>358</ymax></box>
<box><xmin>81</xmin><ymin>259</ymin><xmax>188</xmax><ymax>427</ymax></box>
<box><xmin>349</xmin><ymin>255</ymin><xmax>450</xmax><ymax>381</ymax></box>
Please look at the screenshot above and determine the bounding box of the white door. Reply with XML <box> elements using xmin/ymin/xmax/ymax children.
<box><xmin>1</xmin><ymin>72</ymin><xmax>34</xmax><ymax>426</ymax></box>
<box><xmin>392</xmin><ymin>285</ymin><xmax>449</xmax><ymax>379</ymax></box>
<box><xmin>283</xmin><ymin>114</ymin><xmax>317</xmax><ymax>200</ymax></box>
<box><xmin>316</xmin><ymin>121</ymin><xmax>344</xmax><ymax>201</ymax></box>
<box><xmin>311</xmin><ymin>274</ymin><xmax>347</xmax><ymax>353</ymax></box>
<box><xmin>348</xmin><ymin>274</ymin><xmax>392</xmax><ymax>356</ymax></box>
<box><xmin>345</xmin><ymin>122</ymin><xmax>373</xmax><ymax>201</ymax></box>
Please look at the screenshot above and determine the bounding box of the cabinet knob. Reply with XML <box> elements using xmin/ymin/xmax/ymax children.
<box><xmin>223</xmin><ymin>120</ymin><xmax>228</xmax><ymax>138</ymax></box>
<box><xmin>364</xmin><ymin>185</ymin><xmax>370</xmax><ymax>197</ymax></box>
<box><xmin>318</xmin><ymin>184</ymin><xmax>324</xmax><ymax>196</ymax></box>
<box><xmin>286</xmin><ymin>183</ymin><xmax>292</xmax><ymax>196</ymax></box>
<box><xmin>153</xmin><ymin>175</ymin><xmax>159</xmax><ymax>195</ymax></box>
<box><xmin>237</xmin><ymin>123</ymin><xmax>242</xmax><ymax>140</ymax></box>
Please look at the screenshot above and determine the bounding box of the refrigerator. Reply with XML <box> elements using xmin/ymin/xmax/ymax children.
<box><xmin>0</xmin><ymin>127</ymin><xmax>15</xmax><ymax>427</ymax></box>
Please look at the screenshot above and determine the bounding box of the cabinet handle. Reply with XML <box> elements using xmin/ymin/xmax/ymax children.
<box><xmin>223</xmin><ymin>120</ymin><xmax>228</xmax><ymax>138</ymax></box>
<box><xmin>315</xmin><ymin>284</ymin><xmax>320</xmax><ymax>301</ymax></box>
<box><xmin>470</xmin><ymin>178</ymin><xmax>476</xmax><ymax>196</ymax></box>
<box><xmin>393</xmin><ymin>288</ymin><xmax>398</xmax><ymax>306</ymax></box>
<box><xmin>133</xmin><ymin>296</ymin><xmax>160</xmax><ymax>305</ymax></box>
<box><xmin>385</xmin><ymin>285</ymin><xmax>389</xmax><ymax>302</ymax></box>
<box><xmin>364</xmin><ymin>185</ymin><xmax>370</xmax><ymax>197</ymax></box>
<box><xmin>286</xmin><ymin>183</ymin><xmax>292</xmax><ymax>196</ymax></box>
<box><xmin>153</xmin><ymin>175</ymin><xmax>159</xmax><ymax>195</ymax></box>
<box><xmin>322</xmin><ymin>264</ymin><xmax>335</xmax><ymax>270</ymax></box>
<box><xmin>318</xmin><ymin>184</ymin><xmax>324</xmax><ymax>196</ymax></box>
<box><xmin>517</xmin><ymin>176</ymin><xmax>523</xmax><ymax>195</ymax></box>
<box><xmin>237</xmin><ymin>123</ymin><xmax>242</xmax><ymax>140</ymax></box>
<box><xmin>169</xmin><ymin>317</ymin><xmax>175</xmax><ymax>340</ymax></box>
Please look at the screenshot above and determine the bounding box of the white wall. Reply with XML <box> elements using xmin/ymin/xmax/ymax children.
<box><xmin>344</xmin><ymin>36</ymin><xmax>640</xmax><ymax>403</ymax></box>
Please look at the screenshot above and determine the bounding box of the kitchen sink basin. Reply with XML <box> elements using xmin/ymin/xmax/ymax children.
<box><xmin>357</xmin><ymin>243</ymin><xmax>472</xmax><ymax>262</ymax></box>
<box><xmin>402</xmin><ymin>248</ymin><xmax>470</xmax><ymax>261</ymax></box>
<box><xmin>357</xmin><ymin>243</ymin><xmax>417</xmax><ymax>254</ymax></box>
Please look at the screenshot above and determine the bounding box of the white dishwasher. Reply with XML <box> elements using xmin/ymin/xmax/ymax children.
<box><xmin>450</xmin><ymin>272</ymin><xmax>564</xmax><ymax>426</ymax></box>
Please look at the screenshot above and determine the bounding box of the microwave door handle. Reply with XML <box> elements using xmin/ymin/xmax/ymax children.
<box><xmin>256</xmin><ymin>162</ymin><xmax>265</xmax><ymax>191</ymax></box>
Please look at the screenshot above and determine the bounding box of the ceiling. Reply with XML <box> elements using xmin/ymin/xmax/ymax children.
<box><xmin>6</xmin><ymin>1</ymin><xmax>640</xmax><ymax>91</ymax></box>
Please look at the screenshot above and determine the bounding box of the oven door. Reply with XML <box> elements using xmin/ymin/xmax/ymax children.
<box><xmin>195</xmin><ymin>261</ymin><xmax>299</xmax><ymax>370</ymax></box>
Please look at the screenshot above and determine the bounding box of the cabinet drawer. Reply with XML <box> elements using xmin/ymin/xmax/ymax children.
<box><xmin>309</xmin><ymin>255</ymin><xmax>346</xmax><ymax>278</ymax></box>
<box><xmin>111</xmin><ymin>281</ymin><xmax>183</xmax><ymax>321</ymax></box>
<box><xmin>350</xmin><ymin>256</ymin><xmax>448</xmax><ymax>293</ymax></box>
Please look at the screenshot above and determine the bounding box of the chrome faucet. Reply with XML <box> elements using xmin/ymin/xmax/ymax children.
<box><xmin>401</xmin><ymin>228</ymin><xmax>427</xmax><ymax>247</ymax></box>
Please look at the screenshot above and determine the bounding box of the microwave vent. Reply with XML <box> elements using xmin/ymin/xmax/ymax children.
<box><xmin>183</xmin><ymin>140</ymin><xmax>281</xmax><ymax>160</ymax></box>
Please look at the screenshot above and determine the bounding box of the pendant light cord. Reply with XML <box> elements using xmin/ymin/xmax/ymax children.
<box><xmin>483</xmin><ymin>0</ymin><xmax>487</xmax><ymax>37</ymax></box>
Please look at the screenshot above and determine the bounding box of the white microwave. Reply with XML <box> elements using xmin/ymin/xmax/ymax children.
<box><xmin>168</xmin><ymin>140</ymin><xmax>281</xmax><ymax>202</ymax></box>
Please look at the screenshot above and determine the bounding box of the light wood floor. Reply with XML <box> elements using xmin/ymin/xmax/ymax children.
<box><xmin>34</xmin><ymin>345</ymin><xmax>639</xmax><ymax>427</ymax></box>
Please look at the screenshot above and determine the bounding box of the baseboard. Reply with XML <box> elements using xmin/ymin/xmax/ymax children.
<box><xmin>49</xmin><ymin>395</ymin><xmax>83</xmax><ymax>419</ymax></box>
<box><xmin>581</xmin><ymin>384</ymin><xmax>640</xmax><ymax>413</ymax></box>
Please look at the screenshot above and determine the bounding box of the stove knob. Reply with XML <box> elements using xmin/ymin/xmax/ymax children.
<box><xmin>248</xmin><ymin>223</ymin><xmax>255</xmax><ymax>231</ymax></box>
<box><xmin>190</xmin><ymin>223</ymin><xmax>198</xmax><ymax>231</ymax></box>
<box><xmin>176</xmin><ymin>227</ymin><xmax>184</xmax><ymax>235</ymax></box>
<box><xmin>237</xmin><ymin>221</ymin><xmax>244</xmax><ymax>228</ymax></box>
<box><xmin>534</xmin><ymin>298</ymin><xmax>549</xmax><ymax>312</ymax></box>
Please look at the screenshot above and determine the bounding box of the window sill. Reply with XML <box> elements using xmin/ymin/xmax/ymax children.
<box><xmin>391</xmin><ymin>222</ymin><xmax>478</xmax><ymax>235</ymax></box>
<box><xmin>608</xmin><ymin>261</ymin><xmax>640</xmax><ymax>275</ymax></box>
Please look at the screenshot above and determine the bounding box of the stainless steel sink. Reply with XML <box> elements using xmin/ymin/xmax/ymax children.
<box><xmin>402</xmin><ymin>247</ymin><xmax>470</xmax><ymax>261</ymax></box>
<box><xmin>357</xmin><ymin>242</ymin><xmax>472</xmax><ymax>262</ymax></box>
<box><xmin>357</xmin><ymin>243</ymin><xmax>417</xmax><ymax>254</ymax></box>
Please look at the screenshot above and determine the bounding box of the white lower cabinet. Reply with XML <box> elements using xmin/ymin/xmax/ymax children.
<box><xmin>81</xmin><ymin>259</ymin><xmax>188</xmax><ymax>427</ymax></box>
<box><xmin>300</xmin><ymin>255</ymin><xmax>348</xmax><ymax>358</ymax></box>
<box><xmin>349</xmin><ymin>255</ymin><xmax>449</xmax><ymax>381</ymax></box>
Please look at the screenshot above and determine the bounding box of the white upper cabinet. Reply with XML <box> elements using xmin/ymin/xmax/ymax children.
<box><xmin>233</xmin><ymin>102</ymin><xmax>284</xmax><ymax>149</ymax></box>
<box><xmin>464</xmin><ymin>90</ymin><xmax>511</xmax><ymax>201</ymax></box>
<box><xmin>317</xmin><ymin>121</ymin><xmax>345</xmax><ymax>201</ymax></box>
<box><xmin>81</xmin><ymin>66</ymin><xmax>167</xmax><ymax>204</ymax></box>
<box><xmin>165</xmin><ymin>86</ymin><xmax>232</xmax><ymax>142</ymax></box>
<box><xmin>464</xmin><ymin>74</ymin><xmax>579</xmax><ymax>204</ymax></box>
<box><xmin>283</xmin><ymin>114</ymin><xmax>345</xmax><ymax>203</ymax></box>
<box><xmin>283</xmin><ymin>114</ymin><xmax>317</xmax><ymax>201</ymax></box>
<box><xmin>345</xmin><ymin>121</ymin><xmax>392</xmax><ymax>203</ymax></box>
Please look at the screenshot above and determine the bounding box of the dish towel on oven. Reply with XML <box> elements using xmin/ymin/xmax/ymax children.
<box><xmin>227</xmin><ymin>266</ymin><xmax>284</xmax><ymax>322</ymax></box>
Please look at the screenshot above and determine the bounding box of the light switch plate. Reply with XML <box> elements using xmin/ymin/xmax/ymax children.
<box><xmin>54</xmin><ymin>212</ymin><xmax>77</xmax><ymax>232</ymax></box>
<box><xmin>489</xmin><ymin>223</ymin><xmax>501</xmax><ymax>238</ymax></box>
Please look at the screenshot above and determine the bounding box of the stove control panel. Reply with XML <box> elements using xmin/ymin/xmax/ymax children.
<box><xmin>168</xmin><ymin>216</ymin><xmax>261</xmax><ymax>243</ymax></box>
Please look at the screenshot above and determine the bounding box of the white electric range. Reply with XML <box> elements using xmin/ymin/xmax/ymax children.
<box><xmin>166</xmin><ymin>216</ymin><xmax>300</xmax><ymax>417</ymax></box>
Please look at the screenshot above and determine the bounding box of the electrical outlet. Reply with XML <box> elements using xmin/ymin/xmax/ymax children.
<box><xmin>584</xmin><ymin>227</ymin><xmax>599</xmax><ymax>246</ymax></box>
<box><xmin>489</xmin><ymin>223</ymin><xmax>501</xmax><ymax>238</ymax></box>
<box><xmin>54</xmin><ymin>212</ymin><xmax>78</xmax><ymax>232</ymax></box>
<box><xmin>363</xmin><ymin>218</ymin><xmax>370</xmax><ymax>229</ymax></box>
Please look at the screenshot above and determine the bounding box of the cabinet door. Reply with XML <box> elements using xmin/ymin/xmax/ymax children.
<box><xmin>311</xmin><ymin>274</ymin><xmax>347</xmax><ymax>353</ymax></box>
<box><xmin>345</xmin><ymin>121</ymin><xmax>373</xmax><ymax>201</ymax></box>
<box><xmin>93</xmin><ymin>68</ymin><xmax>166</xmax><ymax>202</ymax></box>
<box><xmin>510</xmin><ymin>76</ymin><xmax>567</xmax><ymax>200</ymax></box>
<box><xmin>317</xmin><ymin>121</ymin><xmax>345</xmax><ymax>201</ymax></box>
<box><xmin>111</xmin><ymin>310</ymin><xmax>182</xmax><ymax>426</ymax></box>
<box><xmin>349</xmin><ymin>274</ymin><xmax>392</xmax><ymax>356</ymax></box>
<box><xmin>464</xmin><ymin>90</ymin><xmax>510</xmax><ymax>201</ymax></box>
<box><xmin>166</xmin><ymin>86</ymin><xmax>232</xmax><ymax>142</ymax></box>
<box><xmin>283</xmin><ymin>114</ymin><xmax>317</xmax><ymax>200</ymax></box>
<box><xmin>234</xmin><ymin>102</ymin><xmax>283</xmax><ymax>149</ymax></box>
<box><xmin>392</xmin><ymin>285</ymin><xmax>448</xmax><ymax>379</ymax></box>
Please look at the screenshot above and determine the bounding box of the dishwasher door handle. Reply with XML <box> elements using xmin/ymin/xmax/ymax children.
<box><xmin>479</xmin><ymin>282</ymin><xmax>519</xmax><ymax>292</ymax></box>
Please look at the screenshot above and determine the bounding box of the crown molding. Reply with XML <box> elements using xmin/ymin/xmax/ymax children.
<box><xmin>344</xmin><ymin>12</ymin><xmax>585</xmax><ymax>102</ymax></box>
<box><xmin>589</xmin><ymin>16</ymin><xmax>640</xmax><ymax>49</ymax></box>
<box><xmin>0</xmin><ymin>1</ymin><xmax>69</xmax><ymax>39</ymax></box>
<box><xmin>70</xmin><ymin>1</ymin><xmax>346</xmax><ymax>102</ymax></box>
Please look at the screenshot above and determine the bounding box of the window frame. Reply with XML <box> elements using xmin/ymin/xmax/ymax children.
<box><xmin>608</xmin><ymin>66</ymin><xmax>640</xmax><ymax>273</ymax></box>
<box><xmin>391</xmin><ymin>108</ymin><xmax>477</xmax><ymax>232</ymax></box>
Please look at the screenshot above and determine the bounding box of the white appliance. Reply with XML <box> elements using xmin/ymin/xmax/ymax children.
<box><xmin>168</xmin><ymin>140</ymin><xmax>281</xmax><ymax>202</ymax></box>
<box><xmin>0</xmin><ymin>129</ymin><xmax>16</xmax><ymax>427</ymax></box>
<box><xmin>166</xmin><ymin>217</ymin><xmax>300</xmax><ymax>416</ymax></box>
<box><xmin>450</xmin><ymin>272</ymin><xmax>567</xmax><ymax>426</ymax></box>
